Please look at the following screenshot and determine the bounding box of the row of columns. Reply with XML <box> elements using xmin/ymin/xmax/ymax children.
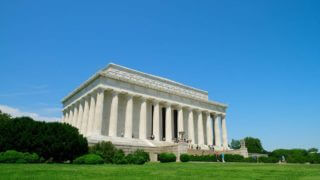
<box><xmin>62</xmin><ymin>88</ymin><xmax>228</xmax><ymax>148</ymax></box>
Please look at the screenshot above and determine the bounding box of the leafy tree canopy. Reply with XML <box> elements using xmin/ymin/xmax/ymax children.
<box><xmin>0</xmin><ymin>110</ymin><xmax>11</xmax><ymax>121</ymax></box>
<box><xmin>0</xmin><ymin>111</ymin><xmax>88</xmax><ymax>162</ymax></box>
<box><xmin>308</xmin><ymin>148</ymin><xmax>318</xmax><ymax>153</ymax></box>
<box><xmin>230</xmin><ymin>139</ymin><xmax>241</xmax><ymax>150</ymax></box>
<box><xmin>244</xmin><ymin>137</ymin><xmax>265</xmax><ymax>153</ymax></box>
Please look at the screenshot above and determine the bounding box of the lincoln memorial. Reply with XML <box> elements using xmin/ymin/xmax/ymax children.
<box><xmin>61</xmin><ymin>63</ymin><xmax>230</xmax><ymax>157</ymax></box>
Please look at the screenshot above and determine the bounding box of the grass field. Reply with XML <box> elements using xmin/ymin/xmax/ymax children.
<box><xmin>1</xmin><ymin>162</ymin><xmax>320</xmax><ymax>180</ymax></box>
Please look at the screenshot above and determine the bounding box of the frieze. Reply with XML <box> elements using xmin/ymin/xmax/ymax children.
<box><xmin>102</xmin><ymin>68</ymin><xmax>208</xmax><ymax>101</ymax></box>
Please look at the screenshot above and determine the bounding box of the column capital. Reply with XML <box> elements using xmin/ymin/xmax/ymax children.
<box><xmin>82</xmin><ymin>95</ymin><xmax>89</xmax><ymax>101</ymax></box>
<box><xmin>151</xmin><ymin>99</ymin><xmax>160</xmax><ymax>105</ymax></box>
<box><xmin>111</xmin><ymin>90</ymin><xmax>119</xmax><ymax>96</ymax></box>
<box><xmin>176</xmin><ymin>105</ymin><xmax>182</xmax><ymax>110</ymax></box>
<box><xmin>185</xmin><ymin>106</ymin><xmax>193</xmax><ymax>111</ymax></box>
<box><xmin>126</xmin><ymin>93</ymin><xmax>134</xmax><ymax>99</ymax></box>
<box><xmin>204</xmin><ymin>111</ymin><xmax>210</xmax><ymax>116</ymax></box>
<box><xmin>139</xmin><ymin>96</ymin><xmax>147</xmax><ymax>102</ymax></box>
<box><xmin>215</xmin><ymin>112</ymin><xmax>224</xmax><ymax>117</ymax></box>
<box><xmin>212</xmin><ymin>112</ymin><xmax>220</xmax><ymax>117</ymax></box>
<box><xmin>163</xmin><ymin>102</ymin><xmax>171</xmax><ymax>107</ymax></box>
<box><xmin>120</xmin><ymin>91</ymin><xmax>134</xmax><ymax>99</ymax></box>
<box><xmin>194</xmin><ymin>109</ymin><xmax>201</xmax><ymax>113</ymax></box>
<box><xmin>88</xmin><ymin>90</ymin><xmax>96</xmax><ymax>96</ymax></box>
<box><xmin>96</xmin><ymin>87</ymin><xmax>105</xmax><ymax>93</ymax></box>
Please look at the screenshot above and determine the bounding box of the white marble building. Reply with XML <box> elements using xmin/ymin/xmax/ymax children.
<box><xmin>61</xmin><ymin>63</ymin><xmax>229</xmax><ymax>150</ymax></box>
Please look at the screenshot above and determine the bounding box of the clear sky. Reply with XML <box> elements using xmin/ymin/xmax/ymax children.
<box><xmin>1</xmin><ymin>0</ymin><xmax>319</xmax><ymax>151</ymax></box>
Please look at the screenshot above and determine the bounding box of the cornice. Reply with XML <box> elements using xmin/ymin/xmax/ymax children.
<box><xmin>61</xmin><ymin>63</ymin><xmax>228</xmax><ymax>109</ymax></box>
<box><xmin>102</xmin><ymin>65</ymin><xmax>208</xmax><ymax>101</ymax></box>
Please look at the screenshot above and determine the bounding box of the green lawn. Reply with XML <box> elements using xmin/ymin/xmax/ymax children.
<box><xmin>1</xmin><ymin>162</ymin><xmax>320</xmax><ymax>180</ymax></box>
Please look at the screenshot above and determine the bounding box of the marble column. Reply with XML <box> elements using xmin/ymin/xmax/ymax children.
<box><xmin>187</xmin><ymin>108</ymin><xmax>195</xmax><ymax>144</ymax></box>
<box><xmin>109</xmin><ymin>91</ymin><xmax>119</xmax><ymax>137</ymax></box>
<box><xmin>206</xmin><ymin>112</ymin><xmax>213</xmax><ymax>146</ymax></box>
<box><xmin>80</xmin><ymin>97</ymin><xmax>89</xmax><ymax>134</ymax></box>
<box><xmin>221</xmin><ymin>115</ymin><xmax>228</xmax><ymax>148</ymax></box>
<box><xmin>68</xmin><ymin>107</ymin><xmax>74</xmax><ymax>126</ymax></box>
<box><xmin>165</xmin><ymin>103</ymin><xmax>172</xmax><ymax>142</ymax></box>
<box><xmin>92</xmin><ymin>88</ymin><xmax>104</xmax><ymax>136</ymax></box>
<box><xmin>197</xmin><ymin>110</ymin><xmax>204</xmax><ymax>145</ymax></box>
<box><xmin>72</xmin><ymin>103</ymin><xmax>79</xmax><ymax>127</ymax></box>
<box><xmin>139</xmin><ymin>97</ymin><xmax>147</xmax><ymax>139</ymax></box>
<box><xmin>65</xmin><ymin>109</ymin><xmax>70</xmax><ymax>124</ymax></box>
<box><xmin>86</xmin><ymin>93</ymin><xmax>96</xmax><ymax>136</ymax></box>
<box><xmin>214</xmin><ymin>114</ymin><xmax>221</xmax><ymax>147</ymax></box>
<box><xmin>76</xmin><ymin>100</ymin><xmax>84</xmax><ymax>132</ymax></box>
<box><xmin>124</xmin><ymin>94</ymin><xmax>133</xmax><ymax>138</ymax></box>
<box><xmin>62</xmin><ymin>111</ymin><xmax>66</xmax><ymax>123</ymax></box>
<box><xmin>177</xmin><ymin>106</ymin><xmax>184</xmax><ymax>134</ymax></box>
<box><xmin>152</xmin><ymin>100</ymin><xmax>160</xmax><ymax>141</ymax></box>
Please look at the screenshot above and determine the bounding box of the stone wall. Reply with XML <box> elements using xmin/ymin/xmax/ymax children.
<box><xmin>113</xmin><ymin>142</ymin><xmax>188</xmax><ymax>162</ymax></box>
<box><xmin>187</xmin><ymin>148</ymin><xmax>248</xmax><ymax>158</ymax></box>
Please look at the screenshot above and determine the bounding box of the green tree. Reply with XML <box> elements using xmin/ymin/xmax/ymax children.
<box><xmin>0</xmin><ymin>115</ymin><xmax>88</xmax><ymax>162</ymax></box>
<box><xmin>0</xmin><ymin>110</ymin><xmax>11</xmax><ymax>121</ymax></box>
<box><xmin>89</xmin><ymin>141</ymin><xmax>117</xmax><ymax>163</ymax></box>
<box><xmin>244</xmin><ymin>137</ymin><xmax>264</xmax><ymax>153</ymax></box>
<box><xmin>230</xmin><ymin>139</ymin><xmax>241</xmax><ymax>149</ymax></box>
<box><xmin>308</xmin><ymin>148</ymin><xmax>318</xmax><ymax>153</ymax></box>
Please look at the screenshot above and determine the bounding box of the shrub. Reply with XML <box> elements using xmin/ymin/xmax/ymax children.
<box><xmin>90</xmin><ymin>141</ymin><xmax>117</xmax><ymax>163</ymax></box>
<box><xmin>259</xmin><ymin>156</ymin><xmax>278</xmax><ymax>163</ymax></box>
<box><xmin>73</xmin><ymin>154</ymin><xmax>104</xmax><ymax>164</ymax></box>
<box><xmin>0</xmin><ymin>115</ymin><xmax>88</xmax><ymax>162</ymax></box>
<box><xmin>0</xmin><ymin>150</ymin><xmax>24</xmax><ymax>163</ymax></box>
<box><xmin>134</xmin><ymin>149</ymin><xmax>150</xmax><ymax>162</ymax></box>
<box><xmin>134</xmin><ymin>156</ymin><xmax>147</xmax><ymax>165</ymax></box>
<box><xmin>180</xmin><ymin>154</ymin><xmax>190</xmax><ymax>162</ymax></box>
<box><xmin>308</xmin><ymin>153</ymin><xmax>320</xmax><ymax>164</ymax></box>
<box><xmin>224</xmin><ymin>154</ymin><xmax>244</xmax><ymax>162</ymax></box>
<box><xmin>125</xmin><ymin>149</ymin><xmax>149</xmax><ymax>165</ymax></box>
<box><xmin>125</xmin><ymin>154</ymin><xmax>135</xmax><ymax>164</ymax></box>
<box><xmin>112</xmin><ymin>149</ymin><xmax>127</xmax><ymax>164</ymax></box>
<box><xmin>189</xmin><ymin>155</ymin><xmax>217</xmax><ymax>162</ymax></box>
<box><xmin>126</xmin><ymin>154</ymin><xmax>146</xmax><ymax>165</ymax></box>
<box><xmin>0</xmin><ymin>150</ymin><xmax>41</xmax><ymax>163</ymax></box>
<box><xmin>158</xmin><ymin>153</ymin><xmax>176</xmax><ymax>163</ymax></box>
<box><xmin>243</xmin><ymin>157</ymin><xmax>257</xmax><ymax>163</ymax></box>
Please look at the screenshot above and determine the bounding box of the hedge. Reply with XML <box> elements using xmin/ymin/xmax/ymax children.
<box><xmin>159</xmin><ymin>153</ymin><xmax>176</xmax><ymax>163</ymax></box>
<box><xmin>90</xmin><ymin>141</ymin><xmax>150</xmax><ymax>165</ymax></box>
<box><xmin>112</xmin><ymin>149</ymin><xmax>127</xmax><ymax>164</ymax></box>
<box><xmin>126</xmin><ymin>149</ymin><xmax>149</xmax><ymax>165</ymax></box>
<box><xmin>180</xmin><ymin>154</ymin><xmax>190</xmax><ymax>162</ymax></box>
<box><xmin>181</xmin><ymin>153</ymin><xmax>320</xmax><ymax>164</ymax></box>
<box><xmin>189</xmin><ymin>154</ymin><xmax>218</xmax><ymax>162</ymax></box>
<box><xmin>259</xmin><ymin>156</ymin><xmax>278</xmax><ymax>163</ymax></box>
<box><xmin>73</xmin><ymin>154</ymin><xmax>104</xmax><ymax>164</ymax></box>
<box><xmin>224</xmin><ymin>154</ymin><xmax>244</xmax><ymax>162</ymax></box>
<box><xmin>185</xmin><ymin>154</ymin><xmax>248</xmax><ymax>163</ymax></box>
<box><xmin>0</xmin><ymin>150</ymin><xmax>42</xmax><ymax>163</ymax></box>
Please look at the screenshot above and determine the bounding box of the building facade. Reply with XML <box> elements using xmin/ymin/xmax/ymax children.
<box><xmin>61</xmin><ymin>63</ymin><xmax>229</xmax><ymax>151</ymax></box>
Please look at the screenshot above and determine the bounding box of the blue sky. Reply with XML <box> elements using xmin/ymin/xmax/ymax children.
<box><xmin>1</xmin><ymin>0</ymin><xmax>319</xmax><ymax>151</ymax></box>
